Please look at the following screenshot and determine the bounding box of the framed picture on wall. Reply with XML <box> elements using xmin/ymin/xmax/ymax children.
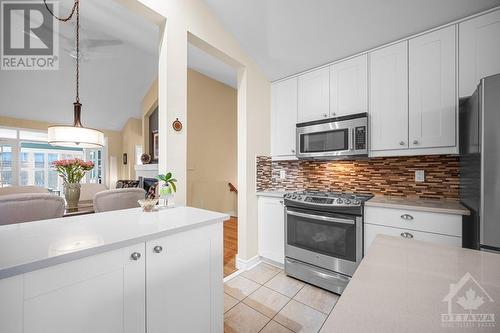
<box><xmin>153</xmin><ymin>131</ymin><xmax>159</xmax><ymax>160</ymax></box>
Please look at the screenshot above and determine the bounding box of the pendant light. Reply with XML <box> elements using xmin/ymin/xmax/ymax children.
<box><xmin>45</xmin><ymin>0</ymin><xmax>104</xmax><ymax>148</ymax></box>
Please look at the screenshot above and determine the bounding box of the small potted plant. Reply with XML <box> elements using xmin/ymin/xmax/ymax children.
<box><xmin>157</xmin><ymin>172</ymin><xmax>177</xmax><ymax>206</ymax></box>
<box><xmin>53</xmin><ymin>158</ymin><xmax>94</xmax><ymax>209</ymax></box>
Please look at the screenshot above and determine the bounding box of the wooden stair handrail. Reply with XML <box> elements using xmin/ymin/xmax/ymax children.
<box><xmin>228</xmin><ymin>182</ymin><xmax>238</xmax><ymax>194</ymax></box>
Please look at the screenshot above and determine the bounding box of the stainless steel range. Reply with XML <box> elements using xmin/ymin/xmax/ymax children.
<box><xmin>284</xmin><ymin>191</ymin><xmax>373</xmax><ymax>294</ymax></box>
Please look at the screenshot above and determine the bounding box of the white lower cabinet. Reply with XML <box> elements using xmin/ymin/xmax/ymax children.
<box><xmin>0</xmin><ymin>224</ymin><xmax>223</xmax><ymax>333</ymax></box>
<box><xmin>258</xmin><ymin>196</ymin><xmax>285</xmax><ymax>264</ymax></box>
<box><xmin>364</xmin><ymin>206</ymin><xmax>462</xmax><ymax>252</ymax></box>
<box><xmin>146</xmin><ymin>224</ymin><xmax>223</xmax><ymax>333</ymax></box>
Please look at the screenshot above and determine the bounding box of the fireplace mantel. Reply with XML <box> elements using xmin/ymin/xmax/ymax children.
<box><xmin>135</xmin><ymin>164</ymin><xmax>158</xmax><ymax>179</ymax></box>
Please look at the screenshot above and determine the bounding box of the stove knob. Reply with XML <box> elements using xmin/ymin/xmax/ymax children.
<box><xmin>345</xmin><ymin>199</ymin><xmax>351</xmax><ymax>205</ymax></box>
<box><xmin>353</xmin><ymin>200</ymin><xmax>360</xmax><ymax>205</ymax></box>
<box><xmin>336</xmin><ymin>198</ymin><xmax>343</xmax><ymax>204</ymax></box>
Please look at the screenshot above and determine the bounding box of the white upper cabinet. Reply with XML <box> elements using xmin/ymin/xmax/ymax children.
<box><xmin>297</xmin><ymin>67</ymin><xmax>330</xmax><ymax>123</ymax></box>
<box><xmin>369</xmin><ymin>41</ymin><xmax>409</xmax><ymax>151</ymax></box>
<box><xmin>459</xmin><ymin>9</ymin><xmax>500</xmax><ymax>98</ymax></box>
<box><xmin>271</xmin><ymin>78</ymin><xmax>298</xmax><ymax>157</ymax></box>
<box><xmin>330</xmin><ymin>54</ymin><xmax>368</xmax><ymax>117</ymax></box>
<box><xmin>409</xmin><ymin>26</ymin><xmax>456</xmax><ymax>149</ymax></box>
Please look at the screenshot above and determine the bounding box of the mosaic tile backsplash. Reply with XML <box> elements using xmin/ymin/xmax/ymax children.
<box><xmin>256</xmin><ymin>155</ymin><xmax>460</xmax><ymax>200</ymax></box>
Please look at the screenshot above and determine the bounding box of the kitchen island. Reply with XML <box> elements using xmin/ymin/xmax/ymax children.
<box><xmin>321</xmin><ymin>235</ymin><xmax>500</xmax><ymax>333</ymax></box>
<box><xmin>0</xmin><ymin>206</ymin><xmax>229</xmax><ymax>333</ymax></box>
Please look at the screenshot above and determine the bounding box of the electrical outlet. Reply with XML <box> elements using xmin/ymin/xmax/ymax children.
<box><xmin>415</xmin><ymin>170</ymin><xmax>425</xmax><ymax>182</ymax></box>
<box><xmin>279</xmin><ymin>170</ymin><xmax>286</xmax><ymax>179</ymax></box>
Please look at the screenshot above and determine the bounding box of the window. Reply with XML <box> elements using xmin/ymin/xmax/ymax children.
<box><xmin>0</xmin><ymin>127</ymin><xmax>106</xmax><ymax>189</ymax></box>
<box><xmin>0</xmin><ymin>144</ymin><xmax>13</xmax><ymax>187</ymax></box>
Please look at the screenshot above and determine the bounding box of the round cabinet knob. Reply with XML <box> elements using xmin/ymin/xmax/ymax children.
<box><xmin>130</xmin><ymin>252</ymin><xmax>141</xmax><ymax>261</ymax></box>
<box><xmin>399</xmin><ymin>141</ymin><xmax>405</xmax><ymax>146</ymax></box>
<box><xmin>323</xmin><ymin>113</ymin><xmax>328</xmax><ymax>118</ymax></box>
<box><xmin>413</xmin><ymin>140</ymin><xmax>419</xmax><ymax>145</ymax></box>
<box><xmin>400</xmin><ymin>214</ymin><xmax>414</xmax><ymax>221</ymax></box>
<box><xmin>332</xmin><ymin>112</ymin><xmax>336</xmax><ymax>116</ymax></box>
<box><xmin>153</xmin><ymin>245</ymin><xmax>163</xmax><ymax>254</ymax></box>
<box><xmin>400</xmin><ymin>232</ymin><xmax>414</xmax><ymax>239</ymax></box>
<box><xmin>291</xmin><ymin>149</ymin><xmax>295</xmax><ymax>153</ymax></box>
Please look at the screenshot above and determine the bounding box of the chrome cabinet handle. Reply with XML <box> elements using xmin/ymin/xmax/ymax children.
<box><xmin>401</xmin><ymin>232</ymin><xmax>414</xmax><ymax>239</ymax></box>
<box><xmin>153</xmin><ymin>245</ymin><xmax>163</xmax><ymax>254</ymax></box>
<box><xmin>400</xmin><ymin>214</ymin><xmax>414</xmax><ymax>221</ymax></box>
<box><xmin>399</xmin><ymin>141</ymin><xmax>405</xmax><ymax>146</ymax></box>
<box><xmin>130</xmin><ymin>252</ymin><xmax>141</xmax><ymax>261</ymax></box>
<box><xmin>413</xmin><ymin>140</ymin><xmax>419</xmax><ymax>145</ymax></box>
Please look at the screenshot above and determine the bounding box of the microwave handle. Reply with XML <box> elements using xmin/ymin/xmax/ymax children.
<box><xmin>350</xmin><ymin>128</ymin><xmax>355</xmax><ymax>151</ymax></box>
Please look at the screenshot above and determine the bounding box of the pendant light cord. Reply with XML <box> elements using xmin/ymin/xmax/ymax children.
<box><xmin>44</xmin><ymin>0</ymin><xmax>80</xmax><ymax>103</ymax></box>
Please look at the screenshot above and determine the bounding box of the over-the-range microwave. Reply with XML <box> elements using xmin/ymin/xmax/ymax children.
<box><xmin>296</xmin><ymin>113</ymin><xmax>368</xmax><ymax>160</ymax></box>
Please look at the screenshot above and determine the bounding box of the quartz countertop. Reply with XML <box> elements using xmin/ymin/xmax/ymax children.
<box><xmin>366</xmin><ymin>195</ymin><xmax>470</xmax><ymax>215</ymax></box>
<box><xmin>0</xmin><ymin>206</ymin><xmax>229</xmax><ymax>279</ymax></box>
<box><xmin>321</xmin><ymin>235</ymin><xmax>500</xmax><ymax>333</ymax></box>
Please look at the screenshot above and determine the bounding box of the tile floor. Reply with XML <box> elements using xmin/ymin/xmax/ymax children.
<box><xmin>224</xmin><ymin>263</ymin><xmax>340</xmax><ymax>333</ymax></box>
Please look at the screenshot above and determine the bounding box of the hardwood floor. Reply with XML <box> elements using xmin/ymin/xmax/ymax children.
<box><xmin>224</xmin><ymin>217</ymin><xmax>238</xmax><ymax>277</ymax></box>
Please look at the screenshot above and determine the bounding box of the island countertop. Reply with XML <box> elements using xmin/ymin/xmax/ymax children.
<box><xmin>321</xmin><ymin>235</ymin><xmax>500</xmax><ymax>333</ymax></box>
<box><xmin>0</xmin><ymin>206</ymin><xmax>229</xmax><ymax>279</ymax></box>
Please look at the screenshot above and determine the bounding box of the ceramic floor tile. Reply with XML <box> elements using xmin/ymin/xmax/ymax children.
<box><xmin>243</xmin><ymin>286</ymin><xmax>290</xmax><ymax>318</ymax></box>
<box><xmin>260</xmin><ymin>320</ymin><xmax>294</xmax><ymax>333</ymax></box>
<box><xmin>224</xmin><ymin>302</ymin><xmax>270</xmax><ymax>333</ymax></box>
<box><xmin>224</xmin><ymin>293</ymin><xmax>239</xmax><ymax>313</ymax></box>
<box><xmin>224</xmin><ymin>275</ymin><xmax>260</xmax><ymax>301</ymax></box>
<box><xmin>241</xmin><ymin>263</ymin><xmax>281</xmax><ymax>284</ymax></box>
<box><xmin>275</xmin><ymin>300</ymin><xmax>327</xmax><ymax>333</ymax></box>
<box><xmin>293</xmin><ymin>284</ymin><xmax>340</xmax><ymax>314</ymax></box>
<box><xmin>264</xmin><ymin>272</ymin><xmax>305</xmax><ymax>298</ymax></box>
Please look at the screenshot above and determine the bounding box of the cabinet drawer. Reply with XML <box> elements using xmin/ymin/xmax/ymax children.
<box><xmin>364</xmin><ymin>206</ymin><xmax>461</xmax><ymax>237</ymax></box>
<box><xmin>364</xmin><ymin>223</ymin><xmax>462</xmax><ymax>252</ymax></box>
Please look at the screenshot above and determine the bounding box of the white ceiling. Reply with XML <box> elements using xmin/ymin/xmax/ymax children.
<box><xmin>188</xmin><ymin>43</ymin><xmax>237</xmax><ymax>88</ymax></box>
<box><xmin>204</xmin><ymin>0</ymin><xmax>500</xmax><ymax>81</ymax></box>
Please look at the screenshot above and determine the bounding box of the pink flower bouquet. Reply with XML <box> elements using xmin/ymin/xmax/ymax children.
<box><xmin>53</xmin><ymin>158</ymin><xmax>94</xmax><ymax>184</ymax></box>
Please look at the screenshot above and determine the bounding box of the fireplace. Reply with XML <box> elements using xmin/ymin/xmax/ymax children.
<box><xmin>139</xmin><ymin>177</ymin><xmax>158</xmax><ymax>195</ymax></box>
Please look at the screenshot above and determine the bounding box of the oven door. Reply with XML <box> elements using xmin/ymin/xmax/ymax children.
<box><xmin>285</xmin><ymin>207</ymin><xmax>362</xmax><ymax>277</ymax></box>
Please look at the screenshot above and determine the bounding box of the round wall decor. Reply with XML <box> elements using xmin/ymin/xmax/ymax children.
<box><xmin>140</xmin><ymin>153</ymin><xmax>151</xmax><ymax>164</ymax></box>
<box><xmin>172</xmin><ymin>118</ymin><xmax>183</xmax><ymax>132</ymax></box>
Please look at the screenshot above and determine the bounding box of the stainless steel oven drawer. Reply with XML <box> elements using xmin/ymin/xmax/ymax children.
<box><xmin>285</xmin><ymin>257</ymin><xmax>349</xmax><ymax>294</ymax></box>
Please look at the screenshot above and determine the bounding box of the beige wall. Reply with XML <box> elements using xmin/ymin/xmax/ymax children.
<box><xmin>187</xmin><ymin>69</ymin><xmax>237</xmax><ymax>215</ymax></box>
<box><xmin>120</xmin><ymin>117</ymin><xmax>143</xmax><ymax>180</ymax></box>
<box><xmin>120</xmin><ymin>0</ymin><xmax>271</xmax><ymax>262</ymax></box>
<box><xmin>141</xmin><ymin>78</ymin><xmax>158</xmax><ymax>154</ymax></box>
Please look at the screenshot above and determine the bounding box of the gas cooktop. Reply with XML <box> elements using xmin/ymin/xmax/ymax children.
<box><xmin>284</xmin><ymin>191</ymin><xmax>373</xmax><ymax>207</ymax></box>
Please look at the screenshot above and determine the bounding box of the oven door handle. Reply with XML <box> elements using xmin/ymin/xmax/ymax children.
<box><xmin>287</xmin><ymin>210</ymin><xmax>355</xmax><ymax>225</ymax></box>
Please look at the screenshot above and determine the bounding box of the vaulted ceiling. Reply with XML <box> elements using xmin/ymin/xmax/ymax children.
<box><xmin>204</xmin><ymin>0</ymin><xmax>500</xmax><ymax>81</ymax></box>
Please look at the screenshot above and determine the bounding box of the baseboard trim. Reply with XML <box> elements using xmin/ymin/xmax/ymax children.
<box><xmin>260</xmin><ymin>257</ymin><xmax>284</xmax><ymax>270</ymax></box>
<box><xmin>235</xmin><ymin>254</ymin><xmax>260</xmax><ymax>271</ymax></box>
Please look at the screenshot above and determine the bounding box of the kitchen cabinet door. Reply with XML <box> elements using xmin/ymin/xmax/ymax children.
<box><xmin>146</xmin><ymin>223</ymin><xmax>223</xmax><ymax>333</ymax></box>
<box><xmin>258</xmin><ymin>196</ymin><xmax>285</xmax><ymax>264</ymax></box>
<box><xmin>369</xmin><ymin>41</ymin><xmax>409</xmax><ymax>151</ymax></box>
<box><xmin>409</xmin><ymin>25</ymin><xmax>456</xmax><ymax>149</ymax></box>
<box><xmin>297</xmin><ymin>67</ymin><xmax>330</xmax><ymax>123</ymax></box>
<box><xmin>330</xmin><ymin>54</ymin><xmax>368</xmax><ymax>117</ymax></box>
<box><xmin>22</xmin><ymin>243</ymin><xmax>146</xmax><ymax>333</ymax></box>
<box><xmin>364</xmin><ymin>223</ymin><xmax>462</xmax><ymax>253</ymax></box>
<box><xmin>459</xmin><ymin>9</ymin><xmax>500</xmax><ymax>98</ymax></box>
<box><xmin>271</xmin><ymin>78</ymin><xmax>298</xmax><ymax>157</ymax></box>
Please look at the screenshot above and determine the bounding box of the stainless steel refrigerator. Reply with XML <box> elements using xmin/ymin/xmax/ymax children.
<box><xmin>460</xmin><ymin>73</ymin><xmax>500</xmax><ymax>253</ymax></box>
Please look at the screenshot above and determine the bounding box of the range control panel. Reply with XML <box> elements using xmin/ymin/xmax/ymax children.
<box><xmin>355</xmin><ymin>126</ymin><xmax>366</xmax><ymax>150</ymax></box>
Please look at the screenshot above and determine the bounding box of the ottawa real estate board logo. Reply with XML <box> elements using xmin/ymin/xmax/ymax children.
<box><xmin>1</xmin><ymin>1</ymin><xmax>59</xmax><ymax>70</ymax></box>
